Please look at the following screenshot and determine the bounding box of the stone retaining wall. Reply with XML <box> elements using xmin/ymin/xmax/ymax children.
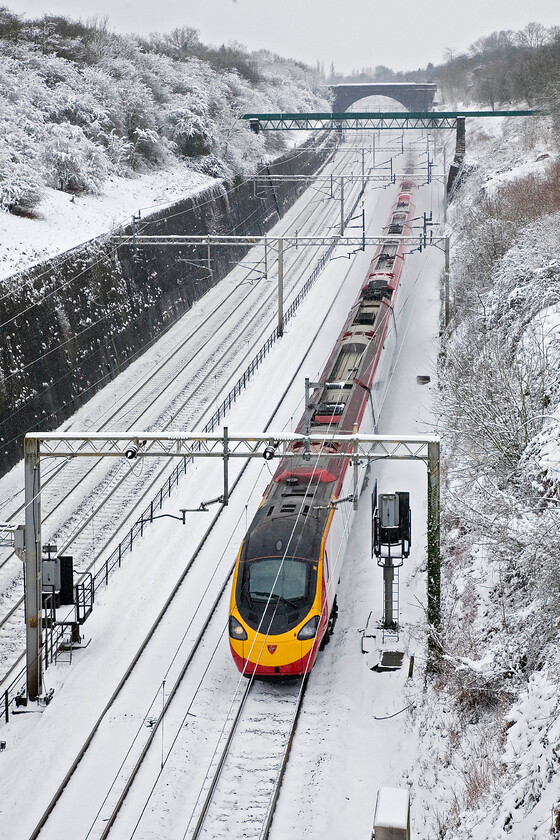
<box><xmin>0</xmin><ymin>139</ymin><xmax>333</xmax><ymax>474</ymax></box>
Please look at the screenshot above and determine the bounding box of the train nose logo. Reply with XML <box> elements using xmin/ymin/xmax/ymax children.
<box><xmin>267</xmin><ymin>644</ymin><xmax>277</xmax><ymax>654</ymax></box>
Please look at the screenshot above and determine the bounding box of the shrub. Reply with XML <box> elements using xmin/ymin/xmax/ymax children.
<box><xmin>161</xmin><ymin>109</ymin><xmax>213</xmax><ymax>157</ymax></box>
<box><xmin>41</xmin><ymin>122</ymin><xmax>108</xmax><ymax>193</ymax></box>
<box><xmin>0</xmin><ymin>160</ymin><xmax>42</xmax><ymax>214</ymax></box>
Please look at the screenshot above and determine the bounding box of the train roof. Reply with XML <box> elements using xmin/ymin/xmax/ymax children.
<box><xmin>242</xmin><ymin>507</ymin><xmax>324</xmax><ymax>563</ymax></box>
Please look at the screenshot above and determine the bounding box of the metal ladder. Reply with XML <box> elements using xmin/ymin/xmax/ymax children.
<box><xmin>381</xmin><ymin>566</ymin><xmax>400</xmax><ymax>645</ymax></box>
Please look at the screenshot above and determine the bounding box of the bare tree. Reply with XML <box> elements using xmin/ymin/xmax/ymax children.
<box><xmin>515</xmin><ymin>22</ymin><xmax>550</xmax><ymax>49</ymax></box>
<box><xmin>468</xmin><ymin>30</ymin><xmax>515</xmax><ymax>57</ymax></box>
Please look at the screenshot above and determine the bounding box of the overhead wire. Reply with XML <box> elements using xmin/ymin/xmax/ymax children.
<box><xmin>1</xmin><ymin>226</ymin><xmax>268</xmax><ymax>448</ymax></box>
<box><xmin>0</xmin><ymin>143</ymin><xmax>337</xmax><ymax>455</ymax></box>
<box><xmin>0</xmin><ymin>135</ymin><xmax>335</xmax><ymax>316</ymax></box>
<box><xmin>82</xmin><ymin>459</ymin><xmax>270</xmax><ymax>840</ymax></box>
<box><xmin>235</xmin><ymin>159</ymin><xmax>412</xmax><ymax>676</ymax></box>
<box><xmin>243</xmin><ymin>161</ymin><xmax>427</xmax><ymax>681</ymax></box>
<box><xmin>60</xmin><ymin>140</ymin><xmax>420</xmax><ymax>837</ymax></box>
<box><xmin>0</xmin><ymin>238</ymin><xmax>215</xmax><ymax>400</ymax></box>
<box><xmin>1</xmin><ymin>144</ymin><xmax>345</xmax><ymax>469</ymax></box>
<box><xmin>0</xmin><ymin>164</ymin><xmax>344</xmax><ymax>564</ymax></box>
<box><xmin>176</xmin><ymin>197</ymin><xmax>368</xmax><ymax>834</ymax></box>
<box><xmin>160</xmin><ymin>145</ymin><xmax>425</xmax><ymax>831</ymax></box>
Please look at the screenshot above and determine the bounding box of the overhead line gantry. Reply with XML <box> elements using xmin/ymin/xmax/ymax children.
<box><xmin>241</xmin><ymin>110</ymin><xmax>540</xmax><ymax>132</ymax></box>
<box><xmin>20</xmin><ymin>430</ymin><xmax>441</xmax><ymax>700</ymax></box>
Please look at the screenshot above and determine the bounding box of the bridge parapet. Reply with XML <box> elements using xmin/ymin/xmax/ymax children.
<box><xmin>329</xmin><ymin>82</ymin><xmax>438</xmax><ymax>112</ymax></box>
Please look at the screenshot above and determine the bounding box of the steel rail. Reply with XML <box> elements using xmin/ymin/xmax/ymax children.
<box><xmin>0</xmin><ymin>134</ymin><xmax>353</xmax><ymax>543</ymax></box>
<box><xmin>24</xmin><ymin>199</ymin><xmax>364</xmax><ymax>836</ymax></box>
<box><xmin>40</xmin><ymin>143</ymin><xmax>364</xmax><ymax>555</ymax></box>
<box><xmin>188</xmin><ymin>677</ymin><xmax>308</xmax><ymax>840</ymax></box>
<box><xmin>0</xmin><ymin>145</ymin><xmax>341</xmax><ymax>534</ymax></box>
<box><xmin>0</xmin><ymin>135</ymin><xmax>372</xmax><ymax>706</ymax></box>
<box><xmin>0</xmin><ymin>141</ymin><xmax>361</xmax><ymax>644</ymax></box>
<box><xmin>258</xmin><ymin>674</ymin><xmax>309</xmax><ymax>840</ymax></box>
<box><xmin>187</xmin><ymin>679</ymin><xmax>254</xmax><ymax>840</ymax></box>
<box><xmin>27</xmin><ymin>484</ymin><xmax>236</xmax><ymax>840</ymax></box>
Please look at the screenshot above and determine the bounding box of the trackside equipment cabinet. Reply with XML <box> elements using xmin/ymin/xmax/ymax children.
<box><xmin>372</xmin><ymin>787</ymin><xmax>410</xmax><ymax>840</ymax></box>
<box><xmin>373</xmin><ymin>492</ymin><xmax>411</xmax><ymax>562</ymax></box>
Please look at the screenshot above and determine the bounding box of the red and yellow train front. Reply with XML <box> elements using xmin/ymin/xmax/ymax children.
<box><xmin>228</xmin><ymin>511</ymin><xmax>330</xmax><ymax>676</ymax></box>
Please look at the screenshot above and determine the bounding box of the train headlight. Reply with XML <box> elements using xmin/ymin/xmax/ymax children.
<box><xmin>229</xmin><ymin>616</ymin><xmax>248</xmax><ymax>641</ymax></box>
<box><xmin>297</xmin><ymin>615</ymin><xmax>320</xmax><ymax>640</ymax></box>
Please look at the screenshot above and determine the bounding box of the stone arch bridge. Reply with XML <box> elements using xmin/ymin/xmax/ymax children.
<box><xmin>329</xmin><ymin>83</ymin><xmax>437</xmax><ymax>112</ymax></box>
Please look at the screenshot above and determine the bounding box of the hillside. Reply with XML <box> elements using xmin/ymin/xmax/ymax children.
<box><xmin>0</xmin><ymin>10</ymin><xmax>329</xmax><ymax>231</ymax></box>
<box><xmin>0</xmin><ymin>10</ymin><xmax>333</xmax><ymax>472</ymax></box>
<box><xmin>413</xmin><ymin>113</ymin><xmax>560</xmax><ymax>839</ymax></box>
<box><xmin>1</xmin><ymin>9</ymin><xmax>560</xmax><ymax>837</ymax></box>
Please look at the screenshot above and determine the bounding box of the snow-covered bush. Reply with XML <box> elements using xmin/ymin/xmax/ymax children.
<box><xmin>41</xmin><ymin>122</ymin><xmax>108</xmax><ymax>193</ymax></box>
<box><xmin>161</xmin><ymin>108</ymin><xmax>213</xmax><ymax>157</ymax></box>
<box><xmin>97</xmin><ymin>130</ymin><xmax>134</xmax><ymax>173</ymax></box>
<box><xmin>415</xmin><ymin>110</ymin><xmax>560</xmax><ymax>839</ymax></box>
<box><xmin>212</xmin><ymin>108</ymin><xmax>266</xmax><ymax>177</ymax></box>
<box><xmin>439</xmin><ymin>320</ymin><xmax>554</xmax><ymax>485</ymax></box>
<box><xmin>0</xmin><ymin>156</ymin><xmax>42</xmax><ymax>214</ymax></box>
<box><xmin>0</xmin><ymin>15</ymin><xmax>329</xmax><ymax>213</ymax></box>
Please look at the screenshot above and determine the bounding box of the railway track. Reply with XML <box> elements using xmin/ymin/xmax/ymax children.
<box><xmin>0</xmin><ymin>134</ymin><xmax>387</xmax><ymax>694</ymax></box>
<box><xmin>26</xmin><ymin>477</ymin><xmax>248</xmax><ymax>840</ymax></box>
<box><xmin>185</xmin><ymin>678</ymin><xmax>307</xmax><ymax>840</ymax></box>
<box><xmin>0</xmin><ymin>145</ymin><xmax>337</xmax><ymax>550</ymax></box>
<box><xmin>0</xmin><ymin>133</ymin><xmax>435</xmax><ymax>840</ymax></box>
<box><xmin>20</xmin><ymin>202</ymin><xmax>369</xmax><ymax>838</ymax></box>
<box><xmin>0</xmin><ymin>138</ymin><xmax>362</xmax><ymax>557</ymax></box>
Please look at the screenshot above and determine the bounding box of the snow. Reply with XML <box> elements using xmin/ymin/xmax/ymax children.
<box><xmin>0</xmin><ymin>161</ymin><xmax>215</xmax><ymax>281</ymax></box>
<box><xmin>375</xmin><ymin>787</ymin><xmax>410</xmax><ymax>831</ymax></box>
<box><xmin>414</xmin><ymin>111</ymin><xmax>560</xmax><ymax>840</ymax></box>
<box><xmin>0</xmin><ymin>140</ymin><xmax>441</xmax><ymax>838</ymax></box>
<box><xmin>0</xmin><ymin>110</ymin><xmax>559</xmax><ymax>840</ymax></box>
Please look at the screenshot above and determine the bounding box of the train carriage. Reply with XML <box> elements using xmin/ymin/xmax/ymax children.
<box><xmin>229</xmin><ymin>181</ymin><xmax>416</xmax><ymax>676</ymax></box>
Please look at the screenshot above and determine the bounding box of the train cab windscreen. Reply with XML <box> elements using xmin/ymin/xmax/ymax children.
<box><xmin>248</xmin><ymin>557</ymin><xmax>309</xmax><ymax>602</ymax></box>
<box><xmin>237</xmin><ymin>554</ymin><xmax>318</xmax><ymax>634</ymax></box>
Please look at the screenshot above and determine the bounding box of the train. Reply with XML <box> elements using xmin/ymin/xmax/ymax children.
<box><xmin>228</xmin><ymin>180</ymin><xmax>417</xmax><ymax>676</ymax></box>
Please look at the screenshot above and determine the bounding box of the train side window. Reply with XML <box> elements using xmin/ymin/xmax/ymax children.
<box><xmin>324</xmin><ymin>550</ymin><xmax>329</xmax><ymax>582</ymax></box>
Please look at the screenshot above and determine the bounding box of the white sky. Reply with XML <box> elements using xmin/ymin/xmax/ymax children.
<box><xmin>4</xmin><ymin>0</ymin><xmax>560</xmax><ymax>74</ymax></box>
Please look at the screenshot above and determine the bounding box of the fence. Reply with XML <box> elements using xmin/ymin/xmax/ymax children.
<box><xmin>2</xmin><ymin>181</ymin><xmax>367</xmax><ymax>720</ymax></box>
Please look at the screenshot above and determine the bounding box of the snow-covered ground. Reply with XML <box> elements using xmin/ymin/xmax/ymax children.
<box><xmin>1</xmin><ymin>112</ymin><xmax>559</xmax><ymax>840</ymax></box>
<box><xmin>0</xmin><ymin>133</ymin><xmax>443</xmax><ymax>839</ymax></box>
<box><xmin>410</xmin><ymin>114</ymin><xmax>560</xmax><ymax>840</ymax></box>
<box><xmin>0</xmin><ymin>161</ymin><xmax>216</xmax><ymax>281</ymax></box>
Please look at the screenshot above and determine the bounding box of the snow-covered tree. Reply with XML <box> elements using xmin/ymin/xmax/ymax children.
<box><xmin>0</xmin><ymin>14</ymin><xmax>329</xmax><ymax>213</ymax></box>
<box><xmin>41</xmin><ymin>122</ymin><xmax>108</xmax><ymax>192</ymax></box>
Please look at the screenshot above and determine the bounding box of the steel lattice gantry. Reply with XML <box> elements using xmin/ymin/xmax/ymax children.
<box><xmin>31</xmin><ymin>429</ymin><xmax>437</xmax><ymax>459</ymax></box>
<box><xmin>241</xmin><ymin>110</ymin><xmax>540</xmax><ymax>132</ymax></box>
<box><xmin>112</xmin><ymin>233</ymin><xmax>432</xmax><ymax>248</ymax></box>
<box><xmin>111</xmin><ymin>231</ymin><xmax>450</xmax><ymax>338</ymax></box>
<box><xmin>22</xmin><ymin>430</ymin><xmax>441</xmax><ymax>699</ymax></box>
